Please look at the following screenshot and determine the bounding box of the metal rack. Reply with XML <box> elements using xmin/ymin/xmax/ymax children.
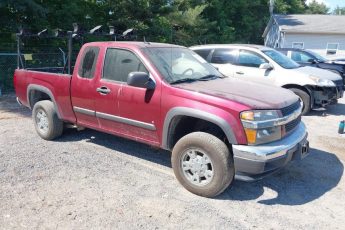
<box><xmin>16</xmin><ymin>24</ymin><xmax>136</xmax><ymax>74</ymax></box>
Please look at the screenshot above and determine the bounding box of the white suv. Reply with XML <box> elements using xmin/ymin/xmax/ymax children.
<box><xmin>190</xmin><ymin>44</ymin><xmax>343</xmax><ymax>114</ymax></box>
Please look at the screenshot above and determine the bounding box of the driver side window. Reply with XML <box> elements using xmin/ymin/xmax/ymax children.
<box><xmin>291</xmin><ymin>51</ymin><xmax>313</xmax><ymax>63</ymax></box>
<box><xmin>238</xmin><ymin>50</ymin><xmax>267</xmax><ymax>68</ymax></box>
<box><xmin>103</xmin><ymin>48</ymin><xmax>148</xmax><ymax>82</ymax></box>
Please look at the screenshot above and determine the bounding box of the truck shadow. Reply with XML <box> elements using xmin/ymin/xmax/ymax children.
<box><xmin>306</xmin><ymin>103</ymin><xmax>345</xmax><ymax>116</ymax></box>
<box><xmin>0</xmin><ymin>93</ymin><xmax>31</xmax><ymax>117</ymax></box>
<box><xmin>59</xmin><ymin>128</ymin><xmax>172</xmax><ymax>168</ymax></box>
<box><xmin>58</xmin><ymin>129</ymin><xmax>343</xmax><ymax>206</ymax></box>
<box><xmin>219</xmin><ymin>148</ymin><xmax>344</xmax><ymax>205</ymax></box>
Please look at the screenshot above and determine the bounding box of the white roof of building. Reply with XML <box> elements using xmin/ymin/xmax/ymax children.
<box><xmin>264</xmin><ymin>14</ymin><xmax>345</xmax><ymax>36</ymax></box>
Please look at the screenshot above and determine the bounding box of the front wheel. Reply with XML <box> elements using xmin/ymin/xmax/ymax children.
<box><xmin>171</xmin><ymin>132</ymin><xmax>234</xmax><ymax>197</ymax></box>
<box><xmin>32</xmin><ymin>100</ymin><xmax>63</xmax><ymax>140</ymax></box>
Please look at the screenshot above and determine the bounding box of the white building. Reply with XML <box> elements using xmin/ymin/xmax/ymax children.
<box><xmin>263</xmin><ymin>14</ymin><xmax>345</xmax><ymax>58</ymax></box>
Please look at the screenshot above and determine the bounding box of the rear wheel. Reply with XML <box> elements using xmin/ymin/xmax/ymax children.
<box><xmin>171</xmin><ymin>132</ymin><xmax>234</xmax><ymax>197</ymax></box>
<box><xmin>32</xmin><ymin>100</ymin><xmax>63</xmax><ymax>140</ymax></box>
<box><xmin>290</xmin><ymin>88</ymin><xmax>311</xmax><ymax>115</ymax></box>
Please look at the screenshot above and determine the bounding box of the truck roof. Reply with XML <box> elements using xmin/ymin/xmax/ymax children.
<box><xmin>85</xmin><ymin>41</ymin><xmax>184</xmax><ymax>49</ymax></box>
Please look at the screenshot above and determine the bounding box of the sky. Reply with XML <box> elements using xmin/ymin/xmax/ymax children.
<box><xmin>306</xmin><ymin>0</ymin><xmax>345</xmax><ymax>10</ymax></box>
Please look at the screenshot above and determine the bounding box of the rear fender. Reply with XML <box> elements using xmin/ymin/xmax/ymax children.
<box><xmin>27</xmin><ymin>84</ymin><xmax>62</xmax><ymax>119</ymax></box>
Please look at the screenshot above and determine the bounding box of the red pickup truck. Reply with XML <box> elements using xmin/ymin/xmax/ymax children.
<box><xmin>14</xmin><ymin>42</ymin><xmax>309</xmax><ymax>197</ymax></box>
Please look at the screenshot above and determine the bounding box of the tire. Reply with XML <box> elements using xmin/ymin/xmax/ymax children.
<box><xmin>290</xmin><ymin>88</ymin><xmax>311</xmax><ymax>115</ymax></box>
<box><xmin>171</xmin><ymin>132</ymin><xmax>234</xmax><ymax>197</ymax></box>
<box><xmin>32</xmin><ymin>100</ymin><xmax>63</xmax><ymax>140</ymax></box>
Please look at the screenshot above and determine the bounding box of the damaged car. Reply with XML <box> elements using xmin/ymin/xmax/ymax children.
<box><xmin>190</xmin><ymin>44</ymin><xmax>344</xmax><ymax>114</ymax></box>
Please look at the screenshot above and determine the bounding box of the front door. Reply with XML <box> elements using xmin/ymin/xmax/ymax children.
<box><xmin>96</xmin><ymin>48</ymin><xmax>161</xmax><ymax>145</ymax></box>
<box><xmin>233</xmin><ymin>49</ymin><xmax>275</xmax><ymax>85</ymax></box>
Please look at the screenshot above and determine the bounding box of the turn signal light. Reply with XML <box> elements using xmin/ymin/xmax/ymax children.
<box><xmin>241</xmin><ymin>111</ymin><xmax>254</xmax><ymax>121</ymax></box>
<box><xmin>244</xmin><ymin>128</ymin><xmax>257</xmax><ymax>144</ymax></box>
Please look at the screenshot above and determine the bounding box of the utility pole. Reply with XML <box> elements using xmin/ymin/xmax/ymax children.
<box><xmin>270</xmin><ymin>0</ymin><xmax>274</xmax><ymax>15</ymax></box>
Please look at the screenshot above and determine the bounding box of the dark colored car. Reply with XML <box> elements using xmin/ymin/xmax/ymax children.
<box><xmin>276</xmin><ymin>48</ymin><xmax>345</xmax><ymax>86</ymax></box>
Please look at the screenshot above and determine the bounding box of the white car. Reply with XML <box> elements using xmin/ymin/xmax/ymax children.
<box><xmin>190</xmin><ymin>44</ymin><xmax>344</xmax><ymax>114</ymax></box>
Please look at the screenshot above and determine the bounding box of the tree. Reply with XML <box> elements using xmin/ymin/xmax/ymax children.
<box><xmin>274</xmin><ymin>0</ymin><xmax>307</xmax><ymax>14</ymax></box>
<box><xmin>332</xmin><ymin>6</ymin><xmax>345</xmax><ymax>15</ymax></box>
<box><xmin>305</xmin><ymin>0</ymin><xmax>329</xmax><ymax>14</ymax></box>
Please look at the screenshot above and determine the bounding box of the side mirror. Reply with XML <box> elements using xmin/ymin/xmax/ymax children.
<box><xmin>259</xmin><ymin>63</ymin><xmax>274</xmax><ymax>70</ymax></box>
<box><xmin>308</xmin><ymin>58</ymin><xmax>317</xmax><ymax>64</ymax></box>
<box><xmin>127</xmin><ymin>72</ymin><xmax>155</xmax><ymax>90</ymax></box>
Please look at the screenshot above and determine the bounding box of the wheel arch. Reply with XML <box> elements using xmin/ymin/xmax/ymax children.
<box><xmin>282</xmin><ymin>84</ymin><xmax>313</xmax><ymax>101</ymax></box>
<box><xmin>27</xmin><ymin>84</ymin><xmax>62</xmax><ymax>119</ymax></box>
<box><xmin>162</xmin><ymin>107</ymin><xmax>238</xmax><ymax>150</ymax></box>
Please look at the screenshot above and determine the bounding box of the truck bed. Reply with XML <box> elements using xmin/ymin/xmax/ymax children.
<box><xmin>14</xmin><ymin>69</ymin><xmax>75</xmax><ymax>123</ymax></box>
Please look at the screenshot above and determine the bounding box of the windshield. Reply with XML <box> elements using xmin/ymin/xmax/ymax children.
<box><xmin>307</xmin><ymin>50</ymin><xmax>327</xmax><ymax>62</ymax></box>
<box><xmin>142</xmin><ymin>47</ymin><xmax>222</xmax><ymax>84</ymax></box>
<box><xmin>262</xmin><ymin>49</ymin><xmax>300</xmax><ymax>69</ymax></box>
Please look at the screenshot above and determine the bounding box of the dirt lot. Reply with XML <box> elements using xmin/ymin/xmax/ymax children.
<box><xmin>0</xmin><ymin>94</ymin><xmax>344</xmax><ymax>229</ymax></box>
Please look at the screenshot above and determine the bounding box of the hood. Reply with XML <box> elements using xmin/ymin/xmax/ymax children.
<box><xmin>175</xmin><ymin>77</ymin><xmax>299</xmax><ymax>110</ymax></box>
<box><xmin>327</xmin><ymin>60</ymin><xmax>345</xmax><ymax>65</ymax></box>
<box><xmin>296</xmin><ymin>66</ymin><xmax>342</xmax><ymax>81</ymax></box>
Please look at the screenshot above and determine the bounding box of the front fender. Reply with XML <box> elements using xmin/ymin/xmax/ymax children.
<box><xmin>162</xmin><ymin>107</ymin><xmax>239</xmax><ymax>150</ymax></box>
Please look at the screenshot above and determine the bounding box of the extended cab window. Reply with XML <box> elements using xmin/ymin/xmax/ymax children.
<box><xmin>238</xmin><ymin>50</ymin><xmax>267</xmax><ymax>68</ymax></box>
<box><xmin>103</xmin><ymin>48</ymin><xmax>148</xmax><ymax>82</ymax></box>
<box><xmin>78</xmin><ymin>46</ymin><xmax>100</xmax><ymax>78</ymax></box>
<box><xmin>211</xmin><ymin>49</ymin><xmax>237</xmax><ymax>64</ymax></box>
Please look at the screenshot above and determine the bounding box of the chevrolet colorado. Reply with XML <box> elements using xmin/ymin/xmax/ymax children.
<box><xmin>14</xmin><ymin>42</ymin><xmax>309</xmax><ymax>197</ymax></box>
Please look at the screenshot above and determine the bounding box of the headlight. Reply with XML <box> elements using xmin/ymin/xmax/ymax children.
<box><xmin>309</xmin><ymin>76</ymin><xmax>336</xmax><ymax>87</ymax></box>
<box><xmin>241</xmin><ymin>110</ymin><xmax>279</xmax><ymax>121</ymax></box>
<box><xmin>241</xmin><ymin>110</ymin><xmax>282</xmax><ymax>145</ymax></box>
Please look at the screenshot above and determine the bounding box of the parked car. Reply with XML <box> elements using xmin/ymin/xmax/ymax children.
<box><xmin>15</xmin><ymin>42</ymin><xmax>309</xmax><ymax>197</ymax></box>
<box><xmin>190</xmin><ymin>44</ymin><xmax>344</xmax><ymax>114</ymax></box>
<box><xmin>330</xmin><ymin>58</ymin><xmax>345</xmax><ymax>62</ymax></box>
<box><xmin>276</xmin><ymin>48</ymin><xmax>345</xmax><ymax>85</ymax></box>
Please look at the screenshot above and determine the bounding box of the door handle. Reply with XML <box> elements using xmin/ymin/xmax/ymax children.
<box><xmin>96</xmin><ymin>86</ymin><xmax>111</xmax><ymax>95</ymax></box>
<box><xmin>236</xmin><ymin>71</ymin><xmax>244</xmax><ymax>75</ymax></box>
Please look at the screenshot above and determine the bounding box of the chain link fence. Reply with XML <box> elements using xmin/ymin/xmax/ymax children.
<box><xmin>0</xmin><ymin>52</ymin><xmax>17</xmax><ymax>95</ymax></box>
<box><xmin>0</xmin><ymin>51</ymin><xmax>68</xmax><ymax>94</ymax></box>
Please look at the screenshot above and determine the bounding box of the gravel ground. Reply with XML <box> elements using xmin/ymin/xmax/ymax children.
<box><xmin>0</xmin><ymin>94</ymin><xmax>344</xmax><ymax>229</ymax></box>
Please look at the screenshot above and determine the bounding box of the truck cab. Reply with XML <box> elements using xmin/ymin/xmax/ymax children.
<box><xmin>15</xmin><ymin>42</ymin><xmax>309</xmax><ymax>197</ymax></box>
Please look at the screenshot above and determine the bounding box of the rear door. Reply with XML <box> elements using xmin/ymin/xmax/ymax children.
<box><xmin>71</xmin><ymin>46</ymin><xmax>100</xmax><ymax>128</ymax></box>
<box><xmin>209</xmin><ymin>48</ymin><xmax>238</xmax><ymax>77</ymax></box>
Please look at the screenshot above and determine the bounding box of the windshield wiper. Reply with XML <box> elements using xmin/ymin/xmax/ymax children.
<box><xmin>170</xmin><ymin>74</ymin><xmax>224</xmax><ymax>85</ymax></box>
<box><xmin>170</xmin><ymin>78</ymin><xmax>198</xmax><ymax>85</ymax></box>
<box><xmin>197</xmin><ymin>74</ymin><xmax>224</xmax><ymax>81</ymax></box>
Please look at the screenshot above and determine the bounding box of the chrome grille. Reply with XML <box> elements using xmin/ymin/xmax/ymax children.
<box><xmin>281</xmin><ymin>101</ymin><xmax>301</xmax><ymax>117</ymax></box>
<box><xmin>285</xmin><ymin>116</ymin><xmax>301</xmax><ymax>133</ymax></box>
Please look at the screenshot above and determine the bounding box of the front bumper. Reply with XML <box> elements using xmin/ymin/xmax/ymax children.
<box><xmin>232</xmin><ymin>122</ymin><xmax>309</xmax><ymax>181</ymax></box>
<box><xmin>312</xmin><ymin>86</ymin><xmax>342</xmax><ymax>107</ymax></box>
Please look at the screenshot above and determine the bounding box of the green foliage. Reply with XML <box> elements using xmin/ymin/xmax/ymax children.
<box><xmin>274</xmin><ymin>0</ymin><xmax>306</xmax><ymax>14</ymax></box>
<box><xmin>3</xmin><ymin>0</ymin><xmax>334</xmax><ymax>92</ymax></box>
<box><xmin>0</xmin><ymin>0</ymin><xmax>318</xmax><ymax>47</ymax></box>
<box><xmin>332</xmin><ymin>6</ymin><xmax>345</xmax><ymax>15</ymax></box>
<box><xmin>305</xmin><ymin>0</ymin><xmax>329</xmax><ymax>14</ymax></box>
